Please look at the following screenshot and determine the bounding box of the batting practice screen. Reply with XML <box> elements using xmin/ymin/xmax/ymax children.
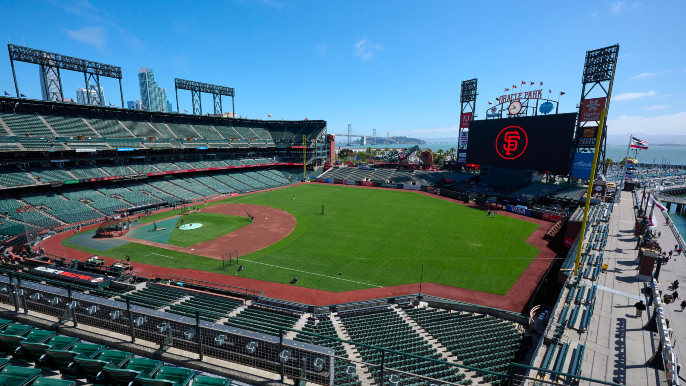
<box><xmin>466</xmin><ymin>113</ymin><xmax>577</xmax><ymax>173</ymax></box>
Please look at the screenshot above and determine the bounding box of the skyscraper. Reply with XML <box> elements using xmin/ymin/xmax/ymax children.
<box><xmin>126</xmin><ymin>100</ymin><xmax>142</xmax><ymax>110</ymax></box>
<box><xmin>138</xmin><ymin>68</ymin><xmax>171</xmax><ymax>112</ymax></box>
<box><xmin>76</xmin><ymin>88</ymin><xmax>106</xmax><ymax>106</ymax></box>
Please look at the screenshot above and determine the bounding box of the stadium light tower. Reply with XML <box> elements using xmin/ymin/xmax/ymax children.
<box><xmin>458</xmin><ymin>79</ymin><xmax>477</xmax><ymax>151</ymax></box>
<box><xmin>174</xmin><ymin>78</ymin><xmax>235</xmax><ymax>116</ymax></box>
<box><xmin>570</xmin><ymin>44</ymin><xmax>619</xmax><ymax>177</ymax></box>
<box><xmin>7</xmin><ymin>44</ymin><xmax>124</xmax><ymax>107</ymax></box>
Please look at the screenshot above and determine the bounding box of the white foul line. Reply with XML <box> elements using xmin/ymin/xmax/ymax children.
<box><xmin>241</xmin><ymin>259</ymin><xmax>382</xmax><ymax>288</ymax></box>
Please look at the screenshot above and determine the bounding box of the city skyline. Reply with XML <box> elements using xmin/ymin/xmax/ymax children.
<box><xmin>1</xmin><ymin>1</ymin><xmax>685</xmax><ymax>136</ymax></box>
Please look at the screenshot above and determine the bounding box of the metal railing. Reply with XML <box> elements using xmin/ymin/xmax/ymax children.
<box><xmin>0</xmin><ymin>269</ymin><xmax>629</xmax><ymax>386</ymax></box>
<box><xmin>133</xmin><ymin>272</ymin><xmax>263</xmax><ymax>298</ymax></box>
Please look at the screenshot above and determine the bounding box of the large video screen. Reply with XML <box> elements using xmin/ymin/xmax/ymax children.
<box><xmin>466</xmin><ymin>113</ymin><xmax>577</xmax><ymax>173</ymax></box>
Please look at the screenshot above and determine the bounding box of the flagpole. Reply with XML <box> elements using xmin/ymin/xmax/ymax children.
<box><xmin>618</xmin><ymin>135</ymin><xmax>632</xmax><ymax>199</ymax></box>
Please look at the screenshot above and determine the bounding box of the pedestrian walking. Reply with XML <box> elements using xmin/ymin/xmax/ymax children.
<box><xmin>487</xmin><ymin>209</ymin><xmax>491</xmax><ymax>216</ymax></box>
<box><xmin>126</xmin><ymin>255</ymin><xmax>130</xmax><ymax>263</ymax></box>
<box><xmin>680</xmin><ymin>300</ymin><xmax>686</xmax><ymax>312</ymax></box>
<box><xmin>634</xmin><ymin>300</ymin><xmax>646</xmax><ymax>317</ymax></box>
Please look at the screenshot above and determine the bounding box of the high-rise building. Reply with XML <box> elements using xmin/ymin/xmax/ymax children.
<box><xmin>166</xmin><ymin>101</ymin><xmax>173</xmax><ymax>113</ymax></box>
<box><xmin>138</xmin><ymin>68</ymin><xmax>171</xmax><ymax>112</ymax></box>
<box><xmin>126</xmin><ymin>100</ymin><xmax>142</xmax><ymax>110</ymax></box>
<box><xmin>39</xmin><ymin>54</ymin><xmax>62</xmax><ymax>102</ymax></box>
<box><xmin>76</xmin><ymin>88</ymin><xmax>106</xmax><ymax>106</ymax></box>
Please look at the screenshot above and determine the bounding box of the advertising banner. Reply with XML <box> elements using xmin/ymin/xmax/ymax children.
<box><xmin>570</xmin><ymin>153</ymin><xmax>594</xmax><ymax>180</ymax></box>
<box><xmin>580</xmin><ymin>98</ymin><xmax>607</xmax><ymax>122</ymax></box>
<box><xmin>325</xmin><ymin>179</ymin><xmax>334</xmax><ymax>183</ymax></box>
<box><xmin>564</xmin><ymin>236</ymin><xmax>574</xmax><ymax>248</ymax></box>
<box><xmin>459</xmin><ymin>132</ymin><xmax>468</xmax><ymax>148</ymax></box>
<box><xmin>384</xmin><ymin>183</ymin><xmax>398</xmax><ymax>189</ymax></box>
<box><xmin>505</xmin><ymin>205</ymin><xmax>531</xmax><ymax>216</ymax></box>
<box><xmin>460</xmin><ymin>112</ymin><xmax>473</xmax><ymax>128</ymax></box>
<box><xmin>360</xmin><ymin>181</ymin><xmax>374</xmax><ymax>186</ymax></box>
<box><xmin>31</xmin><ymin>266</ymin><xmax>110</xmax><ymax>288</ymax></box>
<box><xmin>344</xmin><ymin>180</ymin><xmax>356</xmax><ymax>185</ymax></box>
<box><xmin>542</xmin><ymin>213</ymin><xmax>561</xmax><ymax>222</ymax></box>
<box><xmin>403</xmin><ymin>184</ymin><xmax>421</xmax><ymax>190</ymax></box>
<box><xmin>575</xmin><ymin>126</ymin><xmax>598</xmax><ymax>149</ymax></box>
<box><xmin>117</xmin><ymin>148</ymin><xmax>135</xmax><ymax>151</ymax></box>
<box><xmin>64</xmin><ymin>180</ymin><xmax>79</xmax><ymax>185</ymax></box>
<box><xmin>75</xmin><ymin>149</ymin><xmax>97</xmax><ymax>152</ymax></box>
<box><xmin>457</xmin><ymin>149</ymin><xmax>468</xmax><ymax>167</ymax></box>
<box><xmin>334</xmin><ymin>179</ymin><xmax>344</xmax><ymax>184</ymax></box>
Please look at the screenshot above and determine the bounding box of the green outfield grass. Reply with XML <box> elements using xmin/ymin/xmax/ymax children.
<box><xmin>63</xmin><ymin>184</ymin><xmax>540</xmax><ymax>294</ymax></box>
<box><xmin>167</xmin><ymin>213</ymin><xmax>249</xmax><ymax>247</ymax></box>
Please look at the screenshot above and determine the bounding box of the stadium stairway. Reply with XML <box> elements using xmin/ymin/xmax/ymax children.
<box><xmin>393</xmin><ymin>305</ymin><xmax>456</xmax><ymax>362</ymax></box>
<box><xmin>284</xmin><ymin>313</ymin><xmax>311</xmax><ymax>340</ymax></box>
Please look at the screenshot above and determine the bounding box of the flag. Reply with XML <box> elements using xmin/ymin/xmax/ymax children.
<box><xmin>630</xmin><ymin>136</ymin><xmax>649</xmax><ymax>150</ymax></box>
<box><xmin>505</xmin><ymin>88</ymin><xmax>509</xmax><ymax>91</ymax></box>
<box><xmin>530</xmin><ymin>82</ymin><xmax>534</xmax><ymax>86</ymax></box>
<box><xmin>268</xmin><ymin>114</ymin><xmax>273</xmax><ymax>117</ymax></box>
<box><xmin>549</xmin><ymin>89</ymin><xmax>551</xmax><ymax>93</ymax></box>
<box><xmin>522</xmin><ymin>81</ymin><xmax>526</xmax><ymax>85</ymax></box>
<box><xmin>109</xmin><ymin>102</ymin><xmax>115</xmax><ymax>106</ymax></box>
<box><xmin>3</xmin><ymin>91</ymin><xmax>9</xmax><ymax>96</ymax></box>
<box><xmin>305</xmin><ymin>118</ymin><xmax>308</xmax><ymax>120</ymax></box>
<box><xmin>488</xmin><ymin>102</ymin><xmax>492</xmax><ymax>105</ymax></box>
<box><xmin>513</xmin><ymin>85</ymin><xmax>517</xmax><ymax>89</ymax></box>
<box><xmin>540</xmin><ymin>82</ymin><xmax>543</xmax><ymax>86</ymax></box>
<box><xmin>20</xmin><ymin>94</ymin><xmax>26</xmax><ymax>97</ymax></box>
<box><xmin>495</xmin><ymin>97</ymin><xmax>500</xmax><ymax>101</ymax></box>
<box><xmin>560</xmin><ymin>92</ymin><xmax>565</xmax><ymax>95</ymax></box>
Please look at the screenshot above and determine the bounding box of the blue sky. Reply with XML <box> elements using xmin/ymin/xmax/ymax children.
<box><xmin>1</xmin><ymin>0</ymin><xmax>684</xmax><ymax>137</ymax></box>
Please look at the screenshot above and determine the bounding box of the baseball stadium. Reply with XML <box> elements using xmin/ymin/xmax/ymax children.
<box><xmin>0</xmin><ymin>37</ymin><xmax>677</xmax><ymax>386</ymax></box>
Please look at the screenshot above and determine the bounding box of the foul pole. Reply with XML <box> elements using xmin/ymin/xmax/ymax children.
<box><xmin>574</xmin><ymin>109</ymin><xmax>607</xmax><ymax>275</ymax></box>
<box><xmin>303</xmin><ymin>135</ymin><xmax>306</xmax><ymax>181</ymax></box>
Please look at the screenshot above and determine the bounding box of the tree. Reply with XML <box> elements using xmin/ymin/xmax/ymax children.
<box><xmin>384</xmin><ymin>147</ymin><xmax>390</xmax><ymax>156</ymax></box>
<box><xmin>449</xmin><ymin>147</ymin><xmax>456</xmax><ymax>160</ymax></box>
<box><xmin>602</xmin><ymin>158</ymin><xmax>614</xmax><ymax>175</ymax></box>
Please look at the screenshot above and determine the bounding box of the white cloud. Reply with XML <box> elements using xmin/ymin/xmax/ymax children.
<box><xmin>610</xmin><ymin>1</ymin><xmax>642</xmax><ymax>14</ymax></box>
<box><xmin>644</xmin><ymin>105</ymin><xmax>670</xmax><ymax>110</ymax></box>
<box><xmin>608</xmin><ymin>112</ymin><xmax>686</xmax><ymax>135</ymax></box>
<box><xmin>48</xmin><ymin>0</ymin><xmax>99</xmax><ymax>16</ymax></box>
<box><xmin>315</xmin><ymin>43</ymin><xmax>327</xmax><ymax>52</ymax></box>
<box><xmin>66</xmin><ymin>26</ymin><xmax>106</xmax><ymax>50</ymax></box>
<box><xmin>353</xmin><ymin>38</ymin><xmax>381</xmax><ymax>61</ymax></box>
<box><xmin>631</xmin><ymin>70</ymin><xmax>670</xmax><ymax>79</ymax></box>
<box><xmin>613</xmin><ymin>90</ymin><xmax>657</xmax><ymax>101</ymax></box>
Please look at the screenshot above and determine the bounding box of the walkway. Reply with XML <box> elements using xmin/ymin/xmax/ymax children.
<box><xmin>533</xmin><ymin>190</ymin><xmax>684</xmax><ymax>386</ymax></box>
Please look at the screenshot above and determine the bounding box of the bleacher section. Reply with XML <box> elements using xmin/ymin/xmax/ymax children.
<box><xmin>509</xmin><ymin>184</ymin><xmax>563</xmax><ymax>200</ymax></box>
<box><xmin>166</xmin><ymin>295</ymin><xmax>241</xmax><ymax>322</ymax></box>
<box><xmin>322</xmin><ymin>167</ymin><xmax>472</xmax><ymax>186</ymax></box>
<box><xmin>340</xmin><ymin>308</ymin><xmax>467</xmax><ymax>385</ymax></box>
<box><xmin>0</xmin><ymin>319</ymin><xmax>231</xmax><ymax>386</ymax></box>
<box><xmin>549</xmin><ymin>187</ymin><xmax>587</xmax><ymax>202</ymax></box>
<box><xmin>405</xmin><ymin>308</ymin><xmax>532</xmax><ymax>379</ymax></box>
<box><xmin>224</xmin><ymin>305</ymin><xmax>301</xmax><ymax>336</ymax></box>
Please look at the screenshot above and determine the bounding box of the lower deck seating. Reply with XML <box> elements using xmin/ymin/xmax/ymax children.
<box><xmin>340</xmin><ymin>308</ymin><xmax>466</xmax><ymax>385</ymax></box>
<box><xmin>117</xmin><ymin>286</ymin><xmax>187</xmax><ymax>310</ymax></box>
<box><xmin>405</xmin><ymin>307</ymin><xmax>532</xmax><ymax>381</ymax></box>
<box><xmin>224</xmin><ymin>305</ymin><xmax>301</xmax><ymax>336</ymax></box>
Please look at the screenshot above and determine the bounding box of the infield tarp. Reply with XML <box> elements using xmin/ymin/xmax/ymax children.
<box><xmin>126</xmin><ymin>217</ymin><xmax>180</xmax><ymax>244</ymax></box>
<box><xmin>68</xmin><ymin>230</ymin><xmax>131</xmax><ymax>251</ymax></box>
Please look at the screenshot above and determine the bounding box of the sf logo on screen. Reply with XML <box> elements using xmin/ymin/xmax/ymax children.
<box><xmin>495</xmin><ymin>126</ymin><xmax>528</xmax><ymax>160</ymax></box>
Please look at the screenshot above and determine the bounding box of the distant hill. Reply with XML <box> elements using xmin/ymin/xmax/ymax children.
<box><xmin>353</xmin><ymin>136</ymin><xmax>425</xmax><ymax>145</ymax></box>
<box><xmin>607</xmin><ymin>133</ymin><xmax>686</xmax><ymax>146</ymax></box>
